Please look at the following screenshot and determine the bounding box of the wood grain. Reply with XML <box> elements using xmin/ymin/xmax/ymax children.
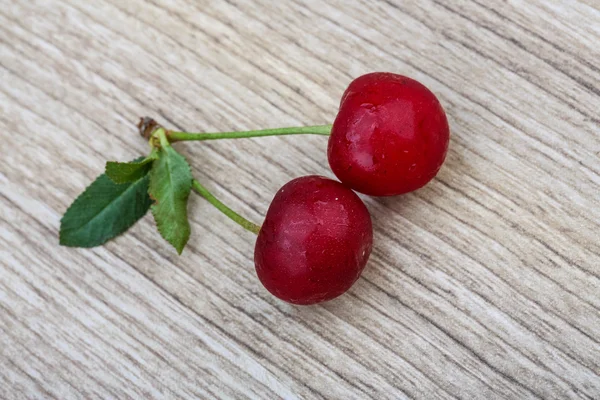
<box><xmin>1</xmin><ymin>0</ymin><xmax>599</xmax><ymax>398</ymax></box>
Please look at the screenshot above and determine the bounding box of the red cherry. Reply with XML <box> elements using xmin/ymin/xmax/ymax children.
<box><xmin>254</xmin><ymin>176</ymin><xmax>373</xmax><ymax>305</ymax></box>
<box><xmin>328</xmin><ymin>72</ymin><xmax>450</xmax><ymax>196</ymax></box>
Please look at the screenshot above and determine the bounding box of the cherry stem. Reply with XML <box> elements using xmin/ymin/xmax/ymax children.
<box><xmin>191</xmin><ymin>179</ymin><xmax>261</xmax><ymax>235</ymax></box>
<box><xmin>168</xmin><ymin>125</ymin><xmax>332</xmax><ymax>142</ymax></box>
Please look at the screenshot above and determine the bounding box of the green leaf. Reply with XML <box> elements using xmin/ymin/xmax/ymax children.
<box><xmin>149</xmin><ymin>144</ymin><xmax>192</xmax><ymax>254</ymax></box>
<box><xmin>106</xmin><ymin>150</ymin><xmax>159</xmax><ymax>184</ymax></box>
<box><xmin>60</xmin><ymin>171</ymin><xmax>152</xmax><ymax>248</ymax></box>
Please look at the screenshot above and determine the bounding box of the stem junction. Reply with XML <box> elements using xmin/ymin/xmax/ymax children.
<box><xmin>139</xmin><ymin>117</ymin><xmax>329</xmax><ymax>235</ymax></box>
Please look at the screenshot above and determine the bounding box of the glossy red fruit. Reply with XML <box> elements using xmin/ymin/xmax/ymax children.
<box><xmin>254</xmin><ymin>176</ymin><xmax>373</xmax><ymax>305</ymax></box>
<box><xmin>328</xmin><ymin>72</ymin><xmax>450</xmax><ymax>196</ymax></box>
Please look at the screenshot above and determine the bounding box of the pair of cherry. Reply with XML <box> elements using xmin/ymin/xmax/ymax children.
<box><xmin>254</xmin><ymin>72</ymin><xmax>449</xmax><ymax>304</ymax></box>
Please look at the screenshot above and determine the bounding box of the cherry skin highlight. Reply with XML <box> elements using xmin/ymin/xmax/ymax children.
<box><xmin>254</xmin><ymin>176</ymin><xmax>373</xmax><ymax>305</ymax></box>
<box><xmin>328</xmin><ymin>72</ymin><xmax>450</xmax><ymax>196</ymax></box>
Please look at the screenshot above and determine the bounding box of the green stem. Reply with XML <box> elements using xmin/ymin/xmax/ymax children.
<box><xmin>156</xmin><ymin>128</ymin><xmax>170</xmax><ymax>148</ymax></box>
<box><xmin>191</xmin><ymin>179</ymin><xmax>261</xmax><ymax>235</ymax></box>
<box><xmin>168</xmin><ymin>125</ymin><xmax>332</xmax><ymax>142</ymax></box>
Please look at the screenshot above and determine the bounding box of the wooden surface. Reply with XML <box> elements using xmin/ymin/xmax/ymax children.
<box><xmin>1</xmin><ymin>0</ymin><xmax>599</xmax><ymax>398</ymax></box>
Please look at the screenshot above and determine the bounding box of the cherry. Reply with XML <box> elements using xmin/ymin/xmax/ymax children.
<box><xmin>328</xmin><ymin>72</ymin><xmax>450</xmax><ymax>196</ymax></box>
<box><xmin>254</xmin><ymin>176</ymin><xmax>372</xmax><ymax>305</ymax></box>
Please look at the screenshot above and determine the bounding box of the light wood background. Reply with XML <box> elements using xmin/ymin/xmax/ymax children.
<box><xmin>1</xmin><ymin>0</ymin><xmax>599</xmax><ymax>399</ymax></box>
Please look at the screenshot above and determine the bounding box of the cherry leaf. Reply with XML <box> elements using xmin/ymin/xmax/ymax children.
<box><xmin>60</xmin><ymin>167</ymin><xmax>152</xmax><ymax>248</ymax></box>
<box><xmin>148</xmin><ymin>144</ymin><xmax>192</xmax><ymax>254</ymax></box>
<box><xmin>106</xmin><ymin>150</ymin><xmax>159</xmax><ymax>184</ymax></box>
